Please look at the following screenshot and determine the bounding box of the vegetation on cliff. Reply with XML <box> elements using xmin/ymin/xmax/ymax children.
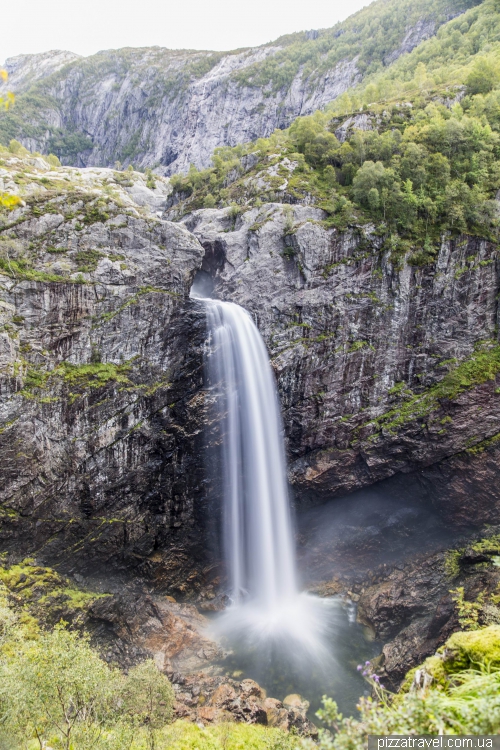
<box><xmin>362</xmin><ymin>340</ymin><xmax>500</xmax><ymax>437</ymax></box>
<box><xmin>231</xmin><ymin>0</ymin><xmax>480</xmax><ymax>91</ymax></box>
<box><xmin>0</xmin><ymin>0</ymin><xmax>481</xmax><ymax>170</ymax></box>
<box><xmin>168</xmin><ymin>0</ymin><xmax>500</xmax><ymax>256</ymax></box>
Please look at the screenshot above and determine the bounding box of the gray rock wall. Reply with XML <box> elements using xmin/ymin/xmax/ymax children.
<box><xmin>0</xmin><ymin>158</ymin><xmax>218</xmax><ymax>593</ymax></box>
<box><xmin>183</xmin><ymin>205</ymin><xmax>500</xmax><ymax>523</ymax></box>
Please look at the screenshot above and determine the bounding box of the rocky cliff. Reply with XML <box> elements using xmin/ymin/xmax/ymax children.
<box><xmin>0</xmin><ymin>0</ymin><xmax>479</xmax><ymax>174</ymax></box>
<box><xmin>0</xmin><ymin>153</ymin><xmax>216</xmax><ymax>594</ymax></box>
<box><xmin>1</xmin><ymin>151</ymin><xmax>500</xmax><ymax>596</ymax></box>
<box><xmin>183</xmin><ymin>203</ymin><xmax>500</xmax><ymax>526</ymax></box>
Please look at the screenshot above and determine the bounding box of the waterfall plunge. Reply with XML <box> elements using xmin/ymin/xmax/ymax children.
<box><xmin>202</xmin><ymin>297</ymin><xmax>331</xmax><ymax>657</ymax></box>
<box><xmin>206</xmin><ymin>300</ymin><xmax>296</xmax><ymax>608</ymax></box>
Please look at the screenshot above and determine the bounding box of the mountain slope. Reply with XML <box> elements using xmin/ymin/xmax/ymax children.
<box><xmin>0</xmin><ymin>0</ymin><xmax>479</xmax><ymax>174</ymax></box>
<box><xmin>166</xmin><ymin>0</ymin><xmax>500</xmax><ymax>254</ymax></box>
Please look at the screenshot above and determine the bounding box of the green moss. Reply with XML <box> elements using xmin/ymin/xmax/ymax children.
<box><xmin>20</xmin><ymin>360</ymin><xmax>132</xmax><ymax>399</ymax></box>
<box><xmin>472</xmin><ymin>535</ymin><xmax>500</xmax><ymax>553</ymax></box>
<box><xmin>444</xmin><ymin>548</ymin><xmax>463</xmax><ymax>579</ymax></box>
<box><xmin>83</xmin><ymin>204</ymin><xmax>110</xmax><ymax>225</ymax></box>
<box><xmin>0</xmin><ymin>562</ymin><xmax>63</xmax><ymax>594</ymax></box>
<box><xmin>0</xmin><ymin>257</ymin><xmax>68</xmax><ymax>283</ymax></box>
<box><xmin>348</xmin><ymin>340</ymin><xmax>372</xmax><ymax>353</ymax></box>
<box><xmin>367</xmin><ymin>341</ymin><xmax>500</xmax><ymax>435</ymax></box>
<box><xmin>444</xmin><ymin>626</ymin><xmax>500</xmax><ymax>670</ymax></box>
<box><xmin>59</xmin><ymin>361</ymin><xmax>131</xmax><ymax>388</ymax></box>
<box><xmin>0</xmin><ymin>560</ymin><xmax>107</xmax><ymax>628</ymax></box>
<box><xmin>467</xmin><ymin>431</ymin><xmax>500</xmax><ymax>455</ymax></box>
<box><xmin>0</xmin><ymin>503</ymin><xmax>19</xmax><ymax>519</ymax></box>
<box><xmin>400</xmin><ymin>654</ymin><xmax>449</xmax><ymax>693</ymax></box>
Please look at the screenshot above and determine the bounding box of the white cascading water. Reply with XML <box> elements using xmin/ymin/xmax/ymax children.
<box><xmin>198</xmin><ymin>292</ymin><xmax>331</xmax><ymax>657</ymax></box>
<box><xmin>206</xmin><ymin>299</ymin><xmax>297</xmax><ymax>609</ymax></box>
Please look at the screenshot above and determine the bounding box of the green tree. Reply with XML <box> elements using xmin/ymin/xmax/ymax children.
<box><xmin>352</xmin><ymin>160</ymin><xmax>397</xmax><ymax>217</ymax></box>
<box><xmin>467</xmin><ymin>58</ymin><xmax>500</xmax><ymax>96</ymax></box>
<box><xmin>120</xmin><ymin>660</ymin><xmax>175</xmax><ymax>750</ymax></box>
<box><xmin>203</xmin><ymin>193</ymin><xmax>216</xmax><ymax>208</ymax></box>
<box><xmin>0</xmin><ymin>625</ymin><xmax>118</xmax><ymax>750</ymax></box>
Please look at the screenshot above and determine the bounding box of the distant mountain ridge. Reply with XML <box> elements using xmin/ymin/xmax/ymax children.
<box><xmin>0</xmin><ymin>0</ymin><xmax>480</xmax><ymax>175</ymax></box>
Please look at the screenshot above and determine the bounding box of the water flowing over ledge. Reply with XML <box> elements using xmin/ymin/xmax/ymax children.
<box><xmin>197</xmin><ymin>293</ymin><xmax>334</xmax><ymax>664</ymax></box>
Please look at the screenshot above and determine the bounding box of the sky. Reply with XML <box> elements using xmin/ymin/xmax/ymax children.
<box><xmin>3</xmin><ymin>0</ymin><xmax>372</xmax><ymax>62</ymax></box>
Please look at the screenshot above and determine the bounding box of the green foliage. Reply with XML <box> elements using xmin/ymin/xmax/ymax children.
<box><xmin>445</xmin><ymin>534</ymin><xmax>500</xmax><ymax>581</ymax></box>
<box><xmin>145</xmin><ymin>168</ymin><xmax>157</xmax><ymax>189</ymax></box>
<box><xmin>444</xmin><ymin>626</ymin><xmax>500</xmax><ymax>667</ymax></box>
<box><xmin>0</xmin><ymin>255</ymin><xmax>68</xmax><ymax>282</ymax></box>
<box><xmin>160</xmin><ymin>721</ymin><xmax>298</xmax><ymax>749</ymax></box>
<box><xmin>304</xmin><ymin>628</ymin><xmax>500</xmax><ymax>749</ymax></box>
<box><xmin>18</xmin><ymin>361</ymin><xmax>132</xmax><ymax>400</ymax></box>
<box><xmin>46</xmin><ymin>153</ymin><xmax>61</xmax><ymax>167</ymax></box>
<box><xmin>328</xmin><ymin>0</ymin><xmax>500</xmax><ymax>114</ymax></box>
<box><xmin>121</xmin><ymin>660</ymin><xmax>175</xmax><ymax>749</ymax></box>
<box><xmin>169</xmin><ymin>0</ymin><xmax>500</xmax><ymax>252</ymax></box>
<box><xmin>0</xmin><ymin>585</ymin><xmax>296</xmax><ymax>749</ymax></box>
<box><xmin>47</xmin><ymin>128</ymin><xmax>94</xmax><ymax>164</ymax></box>
<box><xmin>75</xmin><ymin>248</ymin><xmax>104</xmax><ymax>271</ymax></box>
<box><xmin>444</xmin><ymin>548</ymin><xmax>462</xmax><ymax>578</ymax></box>
<box><xmin>366</xmin><ymin>341</ymin><xmax>500</xmax><ymax>434</ymax></box>
<box><xmin>171</xmin><ymin>93</ymin><xmax>500</xmax><ymax>244</ymax></box>
<box><xmin>467</xmin><ymin>58</ymin><xmax>500</xmax><ymax>95</ymax></box>
<box><xmin>9</xmin><ymin>139</ymin><xmax>28</xmax><ymax>156</ymax></box>
<box><xmin>230</xmin><ymin>0</ymin><xmax>480</xmax><ymax>92</ymax></box>
<box><xmin>203</xmin><ymin>193</ymin><xmax>217</xmax><ymax>208</ymax></box>
<box><xmin>450</xmin><ymin>586</ymin><xmax>500</xmax><ymax>629</ymax></box>
<box><xmin>83</xmin><ymin>202</ymin><xmax>110</xmax><ymax>225</ymax></box>
<box><xmin>0</xmin><ymin>624</ymin><xmax>120</xmax><ymax>749</ymax></box>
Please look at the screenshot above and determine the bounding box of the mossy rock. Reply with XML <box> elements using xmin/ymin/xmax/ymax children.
<box><xmin>399</xmin><ymin>654</ymin><xmax>449</xmax><ymax>694</ymax></box>
<box><xmin>0</xmin><ymin>559</ymin><xmax>106</xmax><ymax>626</ymax></box>
<box><xmin>442</xmin><ymin>626</ymin><xmax>500</xmax><ymax>670</ymax></box>
<box><xmin>400</xmin><ymin>626</ymin><xmax>500</xmax><ymax>694</ymax></box>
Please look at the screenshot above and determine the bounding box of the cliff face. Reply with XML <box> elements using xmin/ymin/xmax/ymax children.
<box><xmin>0</xmin><ymin>0</ymin><xmax>478</xmax><ymax>174</ymax></box>
<box><xmin>0</xmin><ymin>156</ymin><xmax>215</xmax><ymax>594</ymax></box>
<box><xmin>1</xmin><ymin>155</ymin><xmax>500</xmax><ymax>595</ymax></box>
<box><xmin>182</xmin><ymin>204</ymin><xmax>500</xmax><ymax>526</ymax></box>
<box><xmin>0</xmin><ymin>48</ymin><xmax>361</xmax><ymax>175</ymax></box>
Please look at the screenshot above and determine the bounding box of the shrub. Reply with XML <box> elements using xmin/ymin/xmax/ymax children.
<box><xmin>0</xmin><ymin>625</ymin><xmax>119</xmax><ymax>750</ymax></box>
<box><xmin>121</xmin><ymin>660</ymin><xmax>175</xmax><ymax>749</ymax></box>
<box><xmin>203</xmin><ymin>193</ymin><xmax>217</xmax><ymax>208</ymax></box>
<box><xmin>46</xmin><ymin>153</ymin><xmax>61</xmax><ymax>167</ymax></box>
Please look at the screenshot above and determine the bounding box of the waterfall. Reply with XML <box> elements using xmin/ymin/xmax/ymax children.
<box><xmin>196</xmin><ymin>292</ymin><xmax>331</xmax><ymax>656</ymax></box>
<box><xmin>205</xmin><ymin>299</ymin><xmax>297</xmax><ymax>611</ymax></box>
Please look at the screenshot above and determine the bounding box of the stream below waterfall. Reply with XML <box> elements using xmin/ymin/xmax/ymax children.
<box><xmin>210</xmin><ymin>596</ymin><xmax>380</xmax><ymax>719</ymax></box>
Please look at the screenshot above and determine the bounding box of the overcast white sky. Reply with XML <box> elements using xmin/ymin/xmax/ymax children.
<box><xmin>3</xmin><ymin>0</ymin><xmax>372</xmax><ymax>62</ymax></box>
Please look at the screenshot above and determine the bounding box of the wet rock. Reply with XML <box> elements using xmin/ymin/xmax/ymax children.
<box><xmin>171</xmin><ymin>672</ymin><xmax>316</xmax><ymax>733</ymax></box>
<box><xmin>357</xmin><ymin>542</ymin><xmax>500</xmax><ymax>688</ymax></box>
<box><xmin>185</xmin><ymin>205</ymin><xmax>500</xmax><ymax>526</ymax></box>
